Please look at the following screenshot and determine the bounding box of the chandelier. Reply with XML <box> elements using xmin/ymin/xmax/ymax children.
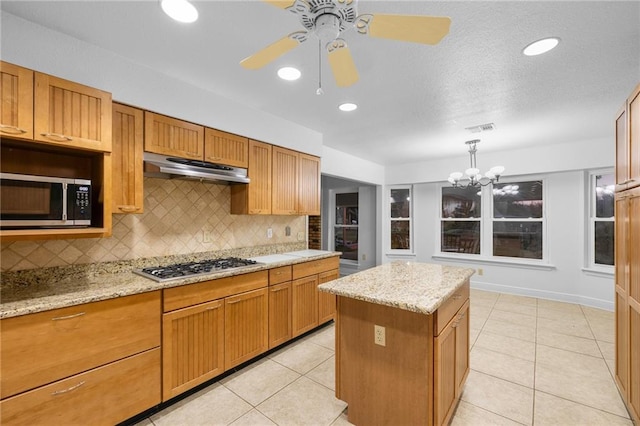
<box><xmin>448</xmin><ymin>139</ymin><xmax>505</xmax><ymax>188</ymax></box>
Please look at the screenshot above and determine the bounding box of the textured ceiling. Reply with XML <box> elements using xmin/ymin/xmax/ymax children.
<box><xmin>2</xmin><ymin>1</ymin><xmax>639</xmax><ymax>166</ymax></box>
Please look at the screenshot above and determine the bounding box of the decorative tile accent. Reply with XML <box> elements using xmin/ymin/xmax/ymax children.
<box><xmin>1</xmin><ymin>178</ymin><xmax>306</xmax><ymax>272</ymax></box>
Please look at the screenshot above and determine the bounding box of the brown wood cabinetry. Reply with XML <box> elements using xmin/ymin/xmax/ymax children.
<box><xmin>144</xmin><ymin>111</ymin><xmax>204</xmax><ymax>160</ymax></box>
<box><xmin>204</xmin><ymin>128</ymin><xmax>249</xmax><ymax>167</ymax></box>
<box><xmin>318</xmin><ymin>269</ymin><xmax>339</xmax><ymax>323</ymax></box>
<box><xmin>231</xmin><ymin>140</ymin><xmax>272</xmax><ymax>214</ymax></box>
<box><xmin>112</xmin><ymin>103</ymin><xmax>144</xmax><ymax>214</ymax></box>
<box><xmin>34</xmin><ymin>72</ymin><xmax>112</xmax><ymax>152</ymax></box>
<box><xmin>272</xmin><ymin>146</ymin><xmax>299</xmax><ymax>215</ymax></box>
<box><xmin>0</xmin><ymin>291</ymin><xmax>161</xmax><ymax>425</ymax></box>
<box><xmin>292</xmin><ymin>275</ymin><xmax>319</xmax><ymax>337</ymax></box>
<box><xmin>269</xmin><ymin>281</ymin><xmax>292</xmax><ymax>348</ymax></box>
<box><xmin>335</xmin><ymin>280</ymin><xmax>470</xmax><ymax>426</ymax></box>
<box><xmin>225</xmin><ymin>287</ymin><xmax>269</xmax><ymax>369</ymax></box>
<box><xmin>162</xmin><ymin>299</ymin><xmax>225</xmax><ymax>401</ymax></box>
<box><xmin>0</xmin><ymin>61</ymin><xmax>33</xmax><ymax>140</ymax></box>
<box><xmin>298</xmin><ymin>153</ymin><xmax>321</xmax><ymax>215</ymax></box>
<box><xmin>615</xmin><ymin>81</ymin><xmax>640</xmax><ymax>425</ymax></box>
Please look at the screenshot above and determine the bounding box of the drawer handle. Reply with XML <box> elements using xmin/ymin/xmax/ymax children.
<box><xmin>41</xmin><ymin>132</ymin><xmax>73</xmax><ymax>142</ymax></box>
<box><xmin>274</xmin><ymin>271</ymin><xmax>284</xmax><ymax>275</ymax></box>
<box><xmin>452</xmin><ymin>294</ymin><xmax>462</xmax><ymax>300</ymax></box>
<box><xmin>52</xmin><ymin>312</ymin><xmax>86</xmax><ymax>321</ymax></box>
<box><xmin>52</xmin><ymin>381</ymin><xmax>85</xmax><ymax>396</ymax></box>
<box><xmin>206</xmin><ymin>156</ymin><xmax>222</xmax><ymax>161</ymax></box>
<box><xmin>186</xmin><ymin>152</ymin><xmax>199</xmax><ymax>157</ymax></box>
<box><xmin>271</xmin><ymin>287</ymin><xmax>287</xmax><ymax>293</ymax></box>
<box><xmin>206</xmin><ymin>306</ymin><xmax>219</xmax><ymax>310</ymax></box>
<box><xmin>118</xmin><ymin>205</ymin><xmax>141</xmax><ymax>212</ymax></box>
<box><xmin>227</xmin><ymin>300</ymin><xmax>240</xmax><ymax>305</ymax></box>
<box><xmin>0</xmin><ymin>124</ymin><xmax>27</xmax><ymax>134</ymax></box>
<box><xmin>620</xmin><ymin>179</ymin><xmax>635</xmax><ymax>184</ymax></box>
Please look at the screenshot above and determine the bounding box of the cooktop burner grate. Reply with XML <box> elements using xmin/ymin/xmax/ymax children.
<box><xmin>134</xmin><ymin>257</ymin><xmax>260</xmax><ymax>282</ymax></box>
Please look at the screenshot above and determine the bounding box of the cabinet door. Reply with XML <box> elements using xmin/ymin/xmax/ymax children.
<box><xmin>0</xmin><ymin>61</ymin><xmax>33</xmax><ymax>140</ymax></box>
<box><xmin>204</xmin><ymin>128</ymin><xmax>249</xmax><ymax>167</ymax></box>
<box><xmin>34</xmin><ymin>72</ymin><xmax>112</xmax><ymax>152</ymax></box>
<box><xmin>225</xmin><ymin>288</ymin><xmax>269</xmax><ymax>370</ymax></box>
<box><xmin>162</xmin><ymin>299</ymin><xmax>225</xmax><ymax>401</ymax></box>
<box><xmin>298</xmin><ymin>153</ymin><xmax>321</xmax><ymax>215</ymax></box>
<box><xmin>272</xmin><ymin>146</ymin><xmax>298</xmax><ymax>215</ymax></box>
<box><xmin>231</xmin><ymin>140</ymin><xmax>272</xmax><ymax>214</ymax></box>
<box><xmin>269</xmin><ymin>282</ymin><xmax>292</xmax><ymax>349</ymax></box>
<box><xmin>292</xmin><ymin>275</ymin><xmax>319</xmax><ymax>337</ymax></box>
<box><xmin>629</xmin><ymin>85</ymin><xmax>640</xmax><ymax>189</ymax></box>
<box><xmin>616</xmin><ymin>105</ymin><xmax>629</xmax><ymax>191</ymax></box>
<box><xmin>1</xmin><ymin>292</ymin><xmax>160</xmax><ymax>399</ymax></box>
<box><xmin>318</xmin><ymin>269</ymin><xmax>339</xmax><ymax>324</ymax></box>
<box><xmin>0</xmin><ymin>348</ymin><xmax>160</xmax><ymax>426</ymax></box>
<box><xmin>629</xmin><ymin>189</ymin><xmax>640</xmax><ymax>420</ymax></box>
<box><xmin>144</xmin><ymin>111</ymin><xmax>204</xmax><ymax>160</ymax></box>
<box><xmin>455</xmin><ymin>302</ymin><xmax>470</xmax><ymax>394</ymax></box>
<box><xmin>112</xmin><ymin>103</ymin><xmax>144</xmax><ymax>214</ymax></box>
<box><xmin>615</xmin><ymin>193</ymin><xmax>630</xmax><ymax>395</ymax></box>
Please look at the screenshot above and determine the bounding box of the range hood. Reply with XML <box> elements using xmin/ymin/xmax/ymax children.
<box><xmin>143</xmin><ymin>152</ymin><xmax>249</xmax><ymax>184</ymax></box>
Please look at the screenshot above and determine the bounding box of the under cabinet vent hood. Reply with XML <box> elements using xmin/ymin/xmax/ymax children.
<box><xmin>143</xmin><ymin>152</ymin><xmax>250</xmax><ymax>184</ymax></box>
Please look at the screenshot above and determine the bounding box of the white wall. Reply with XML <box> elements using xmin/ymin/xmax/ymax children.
<box><xmin>383</xmin><ymin>170</ymin><xmax>614</xmax><ymax>310</ymax></box>
<box><xmin>321</xmin><ymin>146</ymin><xmax>385</xmax><ymax>186</ymax></box>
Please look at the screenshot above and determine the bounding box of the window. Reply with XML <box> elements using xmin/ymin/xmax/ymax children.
<box><xmin>440</xmin><ymin>186</ymin><xmax>481</xmax><ymax>254</ymax></box>
<box><xmin>390</xmin><ymin>187</ymin><xmax>412</xmax><ymax>251</ymax></box>
<box><xmin>335</xmin><ymin>192</ymin><xmax>358</xmax><ymax>261</ymax></box>
<box><xmin>591</xmin><ymin>173</ymin><xmax>615</xmax><ymax>267</ymax></box>
<box><xmin>493</xmin><ymin>180</ymin><xmax>544</xmax><ymax>259</ymax></box>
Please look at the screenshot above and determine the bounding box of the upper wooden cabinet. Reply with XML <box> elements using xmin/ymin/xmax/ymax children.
<box><xmin>231</xmin><ymin>140</ymin><xmax>272</xmax><ymax>215</ymax></box>
<box><xmin>0</xmin><ymin>62</ymin><xmax>33</xmax><ymax>140</ymax></box>
<box><xmin>272</xmin><ymin>146</ymin><xmax>299</xmax><ymax>215</ymax></box>
<box><xmin>204</xmin><ymin>128</ymin><xmax>249</xmax><ymax>168</ymax></box>
<box><xmin>34</xmin><ymin>72</ymin><xmax>112</xmax><ymax>152</ymax></box>
<box><xmin>112</xmin><ymin>103</ymin><xmax>144</xmax><ymax>214</ymax></box>
<box><xmin>298</xmin><ymin>153</ymin><xmax>321</xmax><ymax>215</ymax></box>
<box><xmin>616</xmin><ymin>83</ymin><xmax>640</xmax><ymax>191</ymax></box>
<box><xmin>144</xmin><ymin>111</ymin><xmax>204</xmax><ymax>160</ymax></box>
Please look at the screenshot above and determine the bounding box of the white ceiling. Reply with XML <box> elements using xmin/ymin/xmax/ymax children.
<box><xmin>2</xmin><ymin>1</ymin><xmax>639</xmax><ymax>166</ymax></box>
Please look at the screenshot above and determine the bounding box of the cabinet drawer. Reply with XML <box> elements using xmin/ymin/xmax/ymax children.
<box><xmin>434</xmin><ymin>280</ymin><xmax>470</xmax><ymax>336</ymax></box>
<box><xmin>292</xmin><ymin>257</ymin><xmax>340</xmax><ymax>280</ymax></box>
<box><xmin>163</xmin><ymin>271</ymin><xmax>268</xmax><ymax>312</ymax></box>
<box><xmin>1</xmin><ymin>291</ymin><xmax>160</xmax><ymax>399</ymax></box>
<box><xmin>269</xmin><ymin>266</ymin><xmax>292</xmax><ymax>285</ymax></box>
<box><xmin>0</xmin><ymin>348</ymin><xmax>161</xmax><ymax>426</ymax></box>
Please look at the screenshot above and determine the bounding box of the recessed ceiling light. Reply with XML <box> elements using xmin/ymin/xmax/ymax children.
<box><xmin>161</xmin><ymin>0</ymin><xmax>198</xmax><ymax>23</ymax></box>
<box><xmin>522</xmin><ymin>37</ymin><xmax>559</xmax><ymax>56</ymax></box>
<box><xmin>277</xmin><ymin>67</ymin><xmax>301</xmax><ymax>81</ymax></box>
<box><xmin>339</xmin><ymin>103</ymin><xmax>357</xmax><ymax>112</ymax></box>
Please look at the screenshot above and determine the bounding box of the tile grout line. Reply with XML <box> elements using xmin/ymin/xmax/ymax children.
<box><xmin>531</xmin><ymin>297</ymin><xmax>538</xmax><ymax>426</ymax></box>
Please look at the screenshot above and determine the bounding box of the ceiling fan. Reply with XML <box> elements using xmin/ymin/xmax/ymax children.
<box><xmin>240</xmin><ymin>0</ymin><xmax>451</xmax><ymax>88</ymax></box>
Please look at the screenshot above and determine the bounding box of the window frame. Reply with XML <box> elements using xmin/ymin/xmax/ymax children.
<box><xmin>587</xmin><ymin>169</ymin><xmax>615</xmax><ymax>272</ymax></box>
<box><xmin>439</xmin><ymin>186</ymin><xmax>482</xmax><ymax>256</ymax></box>
<box><xmin>329</xmin><ymin>188</ymin><xmax>360</xmax><ymax>264</ymax></box>
<box><xmin>388</xmin><ymin>185</ymin><xmax>413</xmax><ymax>254</ymax></box>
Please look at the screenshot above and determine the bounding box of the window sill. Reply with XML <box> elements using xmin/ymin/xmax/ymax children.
<box><xmin>431</xmin><ymin>253</ymin><xmax>556</xmax><ymax>271</ymax></box>
<box><xmin>581</xmin><ymin>267</ymin><xmax>614</xmax><ymax>278</ymax></box>
<box><xmin>385</xmin><ymin>252</ymin><xmax>416</xmax><ymax>258</ymax></box>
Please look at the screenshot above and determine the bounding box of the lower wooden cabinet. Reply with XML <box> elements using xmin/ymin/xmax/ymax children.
<box><xmin>162</xmin><ymin>299</ymin><xmax>225</xmax><ymax>401</ymax></box>
<box><xmin>0</xmin><ymin>348</ymin><xmax>160</xmax><ymax>426</ymax></box>
<box><xmin>318</xmin><ymin>269</ymin><xmax>339</xmax><ymax>323</ymax></box>
<box><xmin>434</xmin><ymin>300</ymin><xmax>470</xmax><ymax>426</ymax></box>
<box><xmin>225</xmin><ymin>287</ymin><xmax>269</xmax><ymax>369</ymax></box>
<box><xmin>269</xmin><ymin>282</ymin><xmax>292</xmax><ymax>349</ymax></box>
<box><xmin>292</xmin><ymin>275</ymin><xmax>319</xmax><ymax>337</ymax></box>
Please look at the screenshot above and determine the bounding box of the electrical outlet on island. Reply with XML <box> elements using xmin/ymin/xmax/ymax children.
<box><xmin>374</xmin><ymin>325</ymin><xmax>386</xmax><ymax>347</ymax></box>
<box><xmin>267</xmin><ymin>228</ymin><xmax>273</xmax><ymax>239</ymax></box>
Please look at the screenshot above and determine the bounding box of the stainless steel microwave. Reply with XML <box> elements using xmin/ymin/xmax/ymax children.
<box><xmin>0</xmin><ymin>172</ymin><xmax>91</xmax><ymax>228</ymax></box>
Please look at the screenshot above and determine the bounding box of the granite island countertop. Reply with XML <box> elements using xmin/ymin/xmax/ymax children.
<box><xmin>318</xmin><ymin>261</ymin><xmax>475</xmax><ymax>315</ymax></box>
<box><xmin>0</xmin><ymin>249</ymin><xmax>340</xmax><ymax>319</ymax></box>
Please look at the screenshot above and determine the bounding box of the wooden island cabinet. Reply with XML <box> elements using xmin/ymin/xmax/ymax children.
<box><xmin>319</xmin><ymin>262</ymin><xmax>473</xmax><ymax>426</ymax></box>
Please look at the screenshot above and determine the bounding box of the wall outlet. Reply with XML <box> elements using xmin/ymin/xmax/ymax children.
<box><xmin>267</xmin><ymin>228</ymin><xmax>273</xmax><ymax>239</ymax></box>
<box><xmin>362</xmin><ymin>254</ymin><xmax>366</xmax><ymax>261</ymax></box>
<box><xmin>374</xmin><ymin>325</ymin><xmax>386</xmax><ymax>347</ymax></box>
<box><xmin>297</xmin><ymin>232</ymin><xmax>305</xmax><ymax>241</ymax></box>
<box><xmin>203</xmin><ymin>230</ymin><xmax>212</xmax><ymax>243</ymax></box>
<box><xmin>285</xmin><ymin>226</ymin><xmax>291</xmax><ymax>236</ymax></box>
<box><xmin>478</xmin><ymin>268</ymin><xmax>484</xmax><ymax>276</ymax></box>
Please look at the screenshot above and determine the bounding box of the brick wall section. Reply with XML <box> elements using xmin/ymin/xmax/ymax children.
<box><xmin>308</xmin><ymin>215</ymin><xmax>321</xmax><ymax>250</ymax></box>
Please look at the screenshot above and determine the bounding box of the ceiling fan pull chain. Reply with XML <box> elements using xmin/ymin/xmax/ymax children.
<box><xmin>316</xmin><ymin>38</ymin><xmax>324</xmax><ymax>95</ymax></box>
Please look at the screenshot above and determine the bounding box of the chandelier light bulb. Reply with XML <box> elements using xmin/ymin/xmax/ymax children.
<box><xmin>465</xmin><ymin>167</ymin><xmax>480</xmax><ymax>177</ymax></box>
<box><xmin>490</xmin><ymin>165</ymin><xmax>505</xmax><ymax>176</ymax></box>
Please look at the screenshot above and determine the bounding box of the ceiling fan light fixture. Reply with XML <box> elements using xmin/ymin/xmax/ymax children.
<box><xmin>338</xmin><ymin>103</ymin><xmax>357</xmax><ymax>112</ymax></box>
<box><xmin>277</xmin><ymin>67</ymin><xmax>301</xmax><ymax>81</ymax></box>
<box><xmin>522</xmin><ymin>37</ymin><xmax>559</xmax><ymax>56</ymax></box>
<box><xmin>161</xmin><ymin>0</ymin><xmax>198</xmax><ymax>23</ymax></box>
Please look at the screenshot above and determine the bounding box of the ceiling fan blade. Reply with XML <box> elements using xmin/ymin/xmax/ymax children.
<box><xmin>356</xmin><ymin>14</ymin><xmax>451</xmax><ymax>45</ymax></box>
<box><xmin>262</xmin><ymin>0</ymin><xmax>295</xmax><ymax>9</ymax></box>
<box><xmin>240</xmin><ymin>32</ymin><xmax>307</xmax><ymax>70</ymax></box>
<box><xmin>327</xmin><ymin>40</ymin><xmax>359</xmax><ymax>88</ymax></box>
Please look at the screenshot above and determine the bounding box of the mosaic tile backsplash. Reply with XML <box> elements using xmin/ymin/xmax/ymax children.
<box><xmin>1</xmin><ymin>177</ymin><xmax>306</xmax><ymax>272</ymax></box>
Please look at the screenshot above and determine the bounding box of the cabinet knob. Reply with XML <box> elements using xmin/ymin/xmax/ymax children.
<box><xmin>118</xmin><ymin>205</ymin><xmax>141</xmax><ymax>213</ymax></box>
<box><xmin>41</xmin><ymin>132</ymin><xmax>73</xmax><ymax>142</ymax></box>
<box><xmin>0</xmin><ymin>124</ymin><xmax>27</xmax><ymax>134</ymax></box>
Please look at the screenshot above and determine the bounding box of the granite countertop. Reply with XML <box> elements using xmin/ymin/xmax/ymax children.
<box><xmin>318</xmin><ymin>261</ymin><xmax>475</xmax><ymax>315</ymax></box>
<box><xmin>0</xmin><ymin>249</ymin><xmax>340</xmax><ymax>319</ymax></box>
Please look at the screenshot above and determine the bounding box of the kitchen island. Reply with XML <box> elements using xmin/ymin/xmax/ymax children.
<box><xmin>318</xmin><ymin>261</ymin><xmax>475</xmax><ymax>426</ymax></box>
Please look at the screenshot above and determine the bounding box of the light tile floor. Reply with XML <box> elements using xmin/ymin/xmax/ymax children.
<box><xmin>133</xmin><ymin>290</ymin><xmax>633</xmax><ymax>426</ymax></box>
